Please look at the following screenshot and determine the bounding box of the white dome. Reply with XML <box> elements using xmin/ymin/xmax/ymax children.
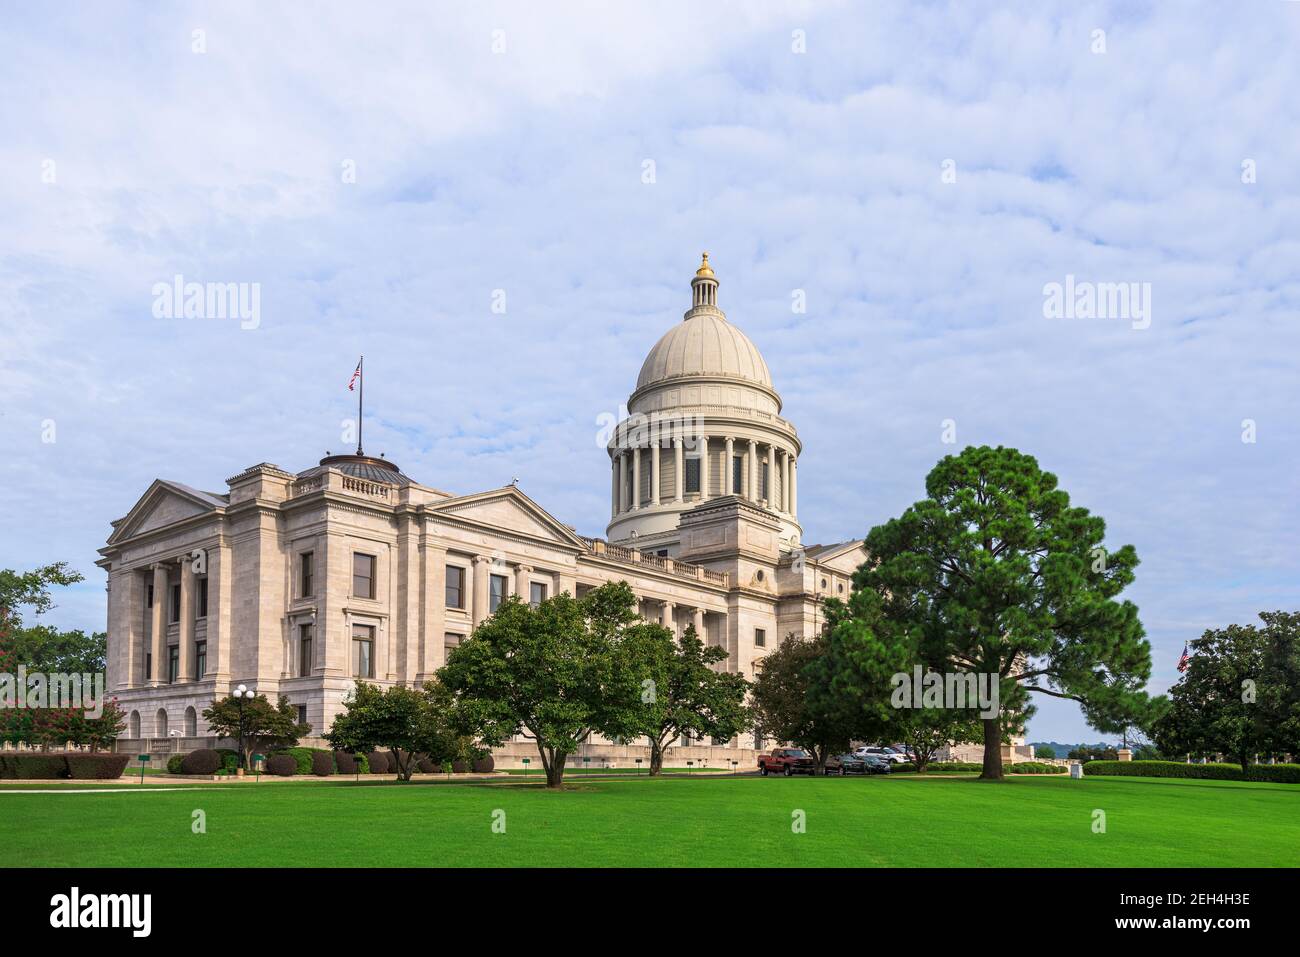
<box><xmin>636</xmin><ymin>312</ymin><xmax>773</xmax><ymax>391</ymax></box>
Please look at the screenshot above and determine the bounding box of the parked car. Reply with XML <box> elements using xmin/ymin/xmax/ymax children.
<box><xmin>854</xmin><ymin>746</ymin><xmax>909</xmax><ymax>764</ymax></box>
<box><xmin>757</xmin><ymin>748</ymin><xmax>817</xmax><ymax>776</ymax></box>
<box><xmin>860</xmin><ymin>754</ymin><xmax>892</xmax><ymax>774</ymax></box>
<box><xmin>824</xmin><ymin>753</ymin><xmax>869</xmax><ymax>775</ymax></box>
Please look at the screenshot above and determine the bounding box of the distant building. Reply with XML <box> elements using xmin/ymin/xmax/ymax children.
<box><xmin>97</xmin><ymin>255</ymin><xmax>868</xmax><ymax>766</ymax></box>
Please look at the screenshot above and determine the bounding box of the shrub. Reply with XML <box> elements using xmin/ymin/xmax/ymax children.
<box><xmin>1006</xmin><ymin>762</ymin><xmax>1066</xmax><ymax>774</ymax></box>
<box><xmin>180</xmin><ymin>749</ymin><xmax>223</xmax><ymax>775</ymax></box>
<box><xmin>1084</xmin><ymin>760</ymin><xmax>1300</xmax><ymax>783</ymax></box>
<box><xmin>472</xmin><ymin>756</ymin><xmax>495</xmax><ymax>774</ymax></box>
<box><xmin>334</xmin><ymin>751</ymin><xmax>358</xmax><ymax>774</ymax></box>
<box><xmin>451</xmin><ymin>759</ymin><xmax>469</xmax><ymax>773</ymax></box>
<box><xmin>415</xmin><ymin>755</ymin><xmax>438</xmax><ymax>774</ymax></box>
<box><xmin>265</xmin><ymin>754</ymin><xmax>297</xmax><ymax>776</ymax></box>
<box><xmin>167</xmin><ymin>754</ymin><xmax>185</xmax><ymax>774</ymax></box>
<box><xmin>215</xmin><ymin>749</ymin><xmax>239</xmax><ymax>772</ymax></box>
<box><xmin>274</xmin><ymin>747</ymin><xmax>316</xmax><ymax>776</ymax></box>
<box><xmin>66</xmin><ymin>754</ymin><xmax>130</xmax><ymax>779</ymax></box>
<box><xmin>311</xmin><ymin>751</ymin><xmax>334</xmax><ymax>776</ymax></box>
<box><xmin>356</xmin><ymin>753</ymin><xmax>369</xmax><ymax>774</ymax></box>
<box><xmin>0</xmin><ymin>754</ymin><xmax>70</xmax><ymax>779</ymax></box>
<box><xmin>366</xmin><ymin>751</ymin><xmax>390</xmax><ymax>774</ymax></box>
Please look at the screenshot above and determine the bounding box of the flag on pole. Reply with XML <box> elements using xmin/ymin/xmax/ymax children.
<box><xmin>1177</xmin><ymin>643</ymin><xmax>1190</xmax><ymax>673</ymax></box>
<box><xmin>348</xmin><ymin>358</ymin><xmax>362</xmax><ymax>392</ymax></box>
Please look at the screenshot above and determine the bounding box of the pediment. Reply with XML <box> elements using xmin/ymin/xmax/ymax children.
<box><xmin>428</xmin><ymin>486</ymin><xmax>586</xmax><ymax>548</ymax></box>
<box><xmin>108</xmin><ymin>480</ymin><xmax>225</xmax><ymax>545</ymax></box>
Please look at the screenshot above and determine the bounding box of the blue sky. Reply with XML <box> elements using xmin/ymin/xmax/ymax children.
<box><xmin>2</xmin><ymin>1</ymin><xmax>1299</xmax><ymax>742</ymax></box>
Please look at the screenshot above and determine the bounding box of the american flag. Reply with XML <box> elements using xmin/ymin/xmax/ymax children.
<box><xmin>348</xmin><ymin>358</ymin><xmax>362</xmax><ymax>391</ymax></box>
<box><xmin>1177</xmin><ymin>643</ymin><xmax>1190</xmax><ymax>673</ymax></box>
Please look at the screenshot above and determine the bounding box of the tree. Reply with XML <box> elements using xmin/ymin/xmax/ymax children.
<box><xmin>4</xmin><ymin>624</ymin><xmax>106</xmax><ymax>674</ymax></box>
<box><xmin>1152</xmin><ymin>612</ymin><xmax>1300</xmax><ymax>771</ymax></box>
<box><xmin>621</xmin><ymin>624</ymin><xmax>750</xmax><ymax>775</ymax></box>
<box><xmin>202</xmin><ymin>694</ymin><xmax>309</xmax><ymax>769</ymax></box>
<box><xmin>751</xmin><ymin>633</ymin><xmax>857</xmax><ymax>771</ymax></box>
<box><xmin>440</xmin><ymin>582</ymin><xmax>644</xmax><ymax>788</ymax></box>
<box><xmin>326</xmin><ymin>678</ymin><xmax>478</xmax><ymax>780</ymax></box>
<box><xmin>893</xmin><ymin>707</ymin><xmax>982</xmax><ymax>772</ymax></box>
<box><xmin>1035</xmin><ymin>744</ymin><xmax>1055</xmax><ymax>759</ymax></box>
<box><xmin>854</xmin><ymin>446</ymin><xmax>1153</xmax><ymax>780</ymax></box>
<box><xmin>0</xmin><ymin>563</ymin><xmax>83</xmax><ymax>627</ymax></box>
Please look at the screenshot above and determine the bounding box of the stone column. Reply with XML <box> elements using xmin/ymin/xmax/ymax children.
<box><xmin>420</xmin><ymin>542</ymin><xmax>446</xmax><ymax>679</ymax></box>
<box><xmin>150</xmin><ymin>564</ymin><xmax>167</xmax><ymax>686</ymax></box>
<box><xmin>611</xmin><ymin>456</ymin><xmax>619</xmax><ymax>519</ymax></box>
<box><xmin>651</xmin><ymin>442</ymin><xmax>660</xmax><ymax>506</ymax></box>
<box><xmin>515</xmin><ymin>564</ymin><xmax>533</xmax><ymax>603</ymax></box>
<box><xmin>673</xmin><ymin>438</ymin><xmax>684</xmax><ymax>503</ymax></box>
<box><xmin>471</xmin><ymin>555</ymin><xmax>491</xmax><ymax>627</ymax></box>
<box><xmin>617</xmin><ymin>452</ymin><xmax>627</xmax><ymax>513</ymax></box>
<box><xmin>692</xmin><ymin>607</ymin><xmax>705</xmax><ymax>639</ymax></box>
<box><xmin>782</xmin><ymin>449</ymin><xmax>792</xmax><ymax>513</ymax></box>
<box><xmin>662</xmin><ymin>601</ymin><xmax>675</xmax><ymax>636</ymax></box>
<box><xmin>696</xmin><ymin>436</ymin><xmax>708</xmax><ymax>501</ymax></box>
<box><xmin>177</xmin><ymin>558</ymin><xmax>194</xmax><ymax>682</ymax></box>
<box><xmin>724</xmin><ymin>436</ymin><xmax>735</xmax><ymax>495</ymax></box>
<box><xmin>632</xmin><ymin>446</ymin><xmax>641</xmax><ymax>510</ymax></box>
<box><xmin>790</xmin><ymin>457</ymin><xmax>798</xmax><ymax>518</ymax></box>
<box><xmin>748</xmin><ymin>440</ymin><xmax>758</xmax><ymax>502</ymax></box>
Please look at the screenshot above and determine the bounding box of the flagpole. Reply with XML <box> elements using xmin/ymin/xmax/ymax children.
<box><xmin>356</xmin><ymin>355</ymin><xmax>364</xmax><ymax>455</ymax></box>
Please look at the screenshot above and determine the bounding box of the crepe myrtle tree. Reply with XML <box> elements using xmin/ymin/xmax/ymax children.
<box><xmin>621</xmin><ymin>623</ymin><xmax>750</xmax><ymax>775</ymax></box>
<box><xmin>326</xmin><ymin>678</ymin><xmax>478</xmax><ymax>780</ymax></box>
<box><xmin>855</xmin><ymin>446</ymin><xmax>1153</xmax><ymax>781</ymax></box>
<box><xmin>202</xmin><ymin>693</ymin><xmax>309</xmax><ymax>771</ymax></box>
<box><xmin>439</xmin><ymin>582</ymin><xmax>645</xmax><ymax>788</ymax></box>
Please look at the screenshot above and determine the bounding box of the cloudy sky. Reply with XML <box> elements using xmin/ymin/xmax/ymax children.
<box><xmin>3</xmin><ymin>1</ymin><xmax>1298</xmax><ymax>742</ymax></box>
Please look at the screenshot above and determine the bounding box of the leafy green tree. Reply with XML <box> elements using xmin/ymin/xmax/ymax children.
<box><xmin>0</xmin><ymin>563</ymin><xmax>83</xmax><ymax>628</ymax></box>
<box><xmin>1153</xmin><ymin>612</ymin><xmax>1300</xmax><ymax>771</ymax></box>
<box><xmin>4</xmin><ymin>624</ymin><xmax>106</xmax><ymax>674</ymax></box>
<box><xmin>440</xmin><ymin>582</ymin><xmax>644</xmax><ymax>788</ymax></box>
<box><xmin>621</xmin><ymin>624</ymin><xmax>750</xmax><ymax>775</ymax></box>
<box><xmin>326</xmin><ymin>679</ymin><xmax>477</xmax><ymax>780</ymax></box>
<box><xmin>854</xmin><ymin>446</ymin><xmax>1153</xmax><ymax>780</ymax></box>
<box><xmin>893</xmin><ymin>707</ymin><xmax>983</xmax><ymax>772</ymax></box>
<box><xmin>751</xmin><ymin>633</ymin><xmax>858</xmax><ymax>771</ymax></box>
<box><xmin>202</xmin><ymin>693</ymin><xmax>309</xmax><ymax>769</ymax></box>
<box><xmin>1034</xmin><ymin>744</ymin><xmax>1055</xmax><ymax>759</ymax></box>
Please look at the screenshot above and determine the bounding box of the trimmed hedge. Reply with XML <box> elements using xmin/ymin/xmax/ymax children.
<box><xmin>273</xmin><ymin>748</ymin><xmax>320</xmax><ymax>776</ymax></box>
<box><xmin>451</xmin><ymin>759</ymin><xmax>469</xmax><ymax>774</ymax></box>
<box><xmin>1006</xmin><ymin>762</ymin><xmax>1066</xmax><ymax>774</ymax></box>
<box><xmin>167</xmin><ymin>754</ymin><xmax>185</xmax><ymax>774</ymax></box>
<box><xmin>334</xmin><ymin>751</ymin><xmax>358</xmax><ymax>774</ymax></box>
<box><xmin>1084</xmin><ymin>760</ymin><xmax>1300</xmax><ymax>783</ymax></box>
<box><xmin>265</xmin><ymin>754</ymin><xmax>297</xmax><ymax>776</ymax></box>
<box><xmin>181</xmin><ymin>749</ymin><xmax>223</xmax><ymax>775</ymax></box>
<box><xmin>215</xmin><ymin>749</ymin><xmax>239</xmax><ymax>772</ymax></box>
<box><xmin>366</xmin><ymin>751</ymin><xmax>390</xmax><ymax>774</ymax></box>
<box><xmin>415</xmin><ymin>755</ymin><xmax>439</xmax><ymax>774</ymax></box>
<box><xmin>0</xmin><ymin>754</ymin><xmax>71</xmax><ymax>779</ymax></box>
<box><xmin>66</xmin><ymin>754</ymin><xmax>130</xmax><ymax>779</ymax></box>
<box><xmin>472</xmin><ymin>756</ymin><xmax>495</xmax><ymax>774</ymax></box>
<box><xmin>311</xmin><ymin>751</ymin><xmax>334</xmax><ymax>776</ymax></box>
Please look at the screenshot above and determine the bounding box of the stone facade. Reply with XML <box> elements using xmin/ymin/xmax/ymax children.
<box><xmin>97</xmin><ymin>256</ymin><xmax>865</xmax><ymax>766</ymax></box>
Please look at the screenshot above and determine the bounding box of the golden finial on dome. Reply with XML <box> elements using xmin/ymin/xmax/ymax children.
<box><xmin>695</xmin><ymin>251</ymin><xmax>715</xmax><ymax>279</ymax></box>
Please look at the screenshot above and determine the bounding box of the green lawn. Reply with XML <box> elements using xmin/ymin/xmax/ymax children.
<box><xmin>2</xmin><ymin>774</ymin><xmax>1296</xmax><ymax>867</ymax></box>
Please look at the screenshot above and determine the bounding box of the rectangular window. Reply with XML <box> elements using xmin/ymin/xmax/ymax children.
<box><xmin>297</xmin><ymin>705</ymin><xmax>308</xmax><ymax>726</ymax></box>
<box><xmin>444</xmin><ymin>632</ymin><xmax>462</xmax><ymax>656</ymax></box>
<box><xmin>760</xmin><ymin>459</ymin><xmax>769</xmax><ymax>500</ymax></box>
<box><xmin>489</xmin><ymin>574</ymin><xmax>507</xmax><ymax>613</ymax></box>
<box><xmin>445</xmin><ymin>566</ymin><xmax>465</xmax><ymax>609</ymax></box>
<box><xmin>352</xmin><ymin>553</ymin><xmax>376</xmax><ymax>599</ymax></box>
<box><xmin>352</xmin><ymin>624</ymin><xmax>375</xmax><ymax>678</ymax></box>
<box><xmin>169</xmin><ymin>583</ymin><xmax>181</xmax><ymax>624</ymax></box>
<box><xmin>755</xmin><ymin>628</ymin><xmax>766</xmax><ymax>648</ymax></box>
<box><xmin>300</xmin><ymin>552</ymin><xmax>314</xmax><ymax>597</ymax></box>
<box><xmin>684</xmin><ymin>457</ymin><xmax>701</xmax><ymax>494</ymax></box>
<box><xmin>167</xmin><ymin>645</ymin><xmax>179</xmax><ymax>683</ymax></box>
<box><xmin>194</xmin><ymin>640</ymin><xmax>206</xmax><ymax>679</ymax></box>
<box><xmin>197</xmin><ymin>577</ymin><xmax>208</xmax><ymax>618</ymax></box>
<box><xmin>732</xmin><ymin>456</ymin><xmax>743</xmax><ymax>495</ymax></box>
<box><xmin>146</xmin><ymin>582</ymin><xmax>154</xmax><ymax>608</ymax></box>
<box><xmin>529</xmin><ymin>581</ymin><xmax>547</xmax><ymax>608</ymax></box>
<box><xmin>299</xmin><ymin>624</ymin><xmax>313</xmax><ymax>678</ymax></box>
<box><xmin>145</xmin><ymin>652</ymin><xmax>152</xmax><ymax>681</ymax></box>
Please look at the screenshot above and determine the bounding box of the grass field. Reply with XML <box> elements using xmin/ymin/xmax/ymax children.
<box><xmin>2</xmin><ymin>774</ymin><xmax>1296</xmax><ymax>867</ymax></box>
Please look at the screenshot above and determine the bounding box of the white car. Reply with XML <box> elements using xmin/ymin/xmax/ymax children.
<box><xmin>854</xmin><ymin>746</ymin><xmax>910</xmax><ymax>764</ymax></box>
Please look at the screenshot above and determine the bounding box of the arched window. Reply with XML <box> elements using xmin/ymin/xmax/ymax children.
<box><xmin>155</xmin><ymin>709</ymin><xmax>168</xmax><ymax>738</ymax></box>
<box><xmin>184</xmin><ymin>706</ymin><xmax>197</xmax><ymax>737</ymax></box>
<box><xmin>129</xmin><ymin>711</ymin><xmax>140</xmax><ymax>738</ymax></box>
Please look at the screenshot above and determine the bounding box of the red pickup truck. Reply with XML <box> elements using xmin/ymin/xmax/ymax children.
<box><xmin>757</xmin><ymin>748</ymin><xmax>817</xmax><ymax>776</ymax></box>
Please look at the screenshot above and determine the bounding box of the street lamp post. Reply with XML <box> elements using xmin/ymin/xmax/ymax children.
<box><xmin>234</xmin><ymin>684</ymin><xmax>255</xmax><ymax>771</ymax></box>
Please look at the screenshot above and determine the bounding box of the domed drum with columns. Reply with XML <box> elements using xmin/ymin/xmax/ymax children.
<box><xmin>607</xmin><ymin>254</ymin><xmax>802</xmax><ymax>552</ymax></box>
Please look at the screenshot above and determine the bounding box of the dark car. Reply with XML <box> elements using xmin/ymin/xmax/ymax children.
<box><xmin>860</xmin><ymin>754</ymin><xmax>892</xmax><ymax>774</ymax></box>
<box><xmin>823</xmin><ymin>753</ymin><xmax>870</xmax><ymax>775</ymax></box>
